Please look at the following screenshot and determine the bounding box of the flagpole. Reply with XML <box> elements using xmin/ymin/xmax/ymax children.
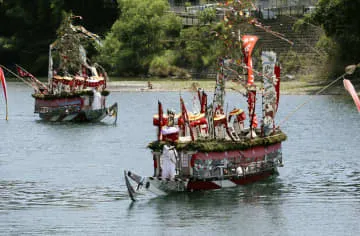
<box><xmin>5</xmin><ymin>100</ymin><xmax>8</xmax><ymax>121</ymax></box>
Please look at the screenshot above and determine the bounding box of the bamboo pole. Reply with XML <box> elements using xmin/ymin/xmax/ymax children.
<box><xmin>0</xmin><ymin>65</ymin><xmax>34</xmax><ymax>88</ymax></box>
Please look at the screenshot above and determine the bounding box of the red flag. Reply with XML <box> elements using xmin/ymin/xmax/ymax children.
<box><xmin>274</xmin><ymin>63</ymin><xmax>281</xmax><ymax>112</ymax></box>
<box><xmin>16</xmin><ymin>65</ymin><xmax>35</xmax><ymax>79</ymax></box>
<box><xmin>343</xmin><ymin>79</ymin><xmax>360</xmax><ymax>112</ymax></box>
<box><xmin>0</xmin><ymin>68</ymin><xmax>9</xmax><ymax>120</ymax></box>
<box><xmin>200</xmin><ymin>90</ymin><xmax>207</xmax><ymax>114</ymax></box>
<box><xmin>180</xmin><ymin>97</ymin><xmax>194</xmax><ymax>141</ymax></box>
<box><xmin>241</xmin><ymin>35</ymin><xmax>258</xmax><ymax>85</ymax></box>
<box><xmin>248</xmin><ymin>88</ymin><xmax>256</xmax><ymax>128</ymax></box>
<box><xmin>16</xmin><ymin>65</ymin><xmax>48</xmax><ymax>92</ymax></box>
<box><xmin>158</xmin><ymin>101</ymin><xmax>163</xmax><ymax>140</ymax></box>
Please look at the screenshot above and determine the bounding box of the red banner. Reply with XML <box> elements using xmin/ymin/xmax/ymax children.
<box><xmin>241</xmin><ymin>35</ymin><xmax>258</xmax><ymax>85</ymax></box>
<box><xmin>16</xmin><ymin>65</ymin><xmax>34</xmax><ymax>78</ymax></box>
<box><xmin>274</xmin><ymin>63</ymin><xmax>281</xmax><ymax>112</ymax></box>
<box><xmin>158</xmin><ymin>101</ymin><xmax>163</xmax><ymax>140</ymax></box>
<box><xmin>247</xmin><ymin>88</ymin><xmax>257</xmax><ymax>129</ymax></box>
<box><xmin>180</xmin><ymin>97</ymin><xmax>194</xmax><ymax>141</ymax></box>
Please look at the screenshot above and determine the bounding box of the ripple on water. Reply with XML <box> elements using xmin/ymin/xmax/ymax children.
<box><xmin>0</xmin><ymin>180</ymin><xmax>129</xmax><ymax>210</ymax></box>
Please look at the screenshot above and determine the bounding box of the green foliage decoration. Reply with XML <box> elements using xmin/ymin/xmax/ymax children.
<box><xmin>148</xmin><ymin>131</ymin><xmax>287</xmax><ymax>152</ymax></box>
<box><xmin>32</xmin><ymin>89</ymin><xmax>110</xmax><ymax>100</ymax></box>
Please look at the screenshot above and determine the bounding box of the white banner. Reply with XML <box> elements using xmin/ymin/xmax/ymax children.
<box><xmin>261</xmin><ymin>51</ymin><xmax>277</xmax><ymax>136</ymax></box>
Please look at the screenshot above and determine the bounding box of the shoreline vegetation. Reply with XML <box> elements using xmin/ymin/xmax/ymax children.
<box><xmin>7</xmin><ymin>78</ymin><xmax>349</xmax><ymax>95</ymax></box>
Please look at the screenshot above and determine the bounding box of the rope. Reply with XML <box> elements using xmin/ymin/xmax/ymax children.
<box><xmin>278</xmin><ymin>73</ymin><xmax>346</xmax><ymax>127</ymax></box>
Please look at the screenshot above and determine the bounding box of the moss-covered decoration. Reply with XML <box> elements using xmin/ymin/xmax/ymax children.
<box><xmin>101</xmin><ymin>90</ymin><xmax>110</xmax><ymax>96</ymax></box>
<box><xmin>32</xmin><ymin>90</ymin><xmax>110</xmax><ymax>100</ymax></box>
<box><xmin>148</xmin><ymin>131</ymin><xmax>287</xmax><ymax>152</ymax></box>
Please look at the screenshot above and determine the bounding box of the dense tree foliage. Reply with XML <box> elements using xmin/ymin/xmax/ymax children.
<box><xmin>0</xmin><ymin>0</ymin><xmax>118</xmax><ymax>74</ymax></box>
<box><xmin>312</xmin><ymin>0</ymin><xmax>360</xmax><ymax>67</ymax></box>
<box><xmin>98</xmin><ymin>0</ymin><xmax>182</xmax><ymax>76</ymax></box>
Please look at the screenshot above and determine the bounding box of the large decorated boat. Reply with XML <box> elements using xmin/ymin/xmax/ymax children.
<box><xmin>12</xmin><ymin>15</ymin><xmax>117</xmax><ymax>123</ymax></box>
<box><xmin>124</xmin><ymin>2</ymin><xmax>290</xmax><ymax>201</ymax></box>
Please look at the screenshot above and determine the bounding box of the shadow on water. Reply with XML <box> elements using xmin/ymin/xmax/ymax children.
<box><xmin>125</xmin><ymin>175</ymin><xmax>286</xmax><ymax>211</ymax></box>
<box><xmin>34</xmin><ymin>119</ymin><xmax>116</xmax><ymax>127</ymax></box>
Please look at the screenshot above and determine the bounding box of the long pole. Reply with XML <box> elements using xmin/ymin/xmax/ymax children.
<box><xmin>0</xmin><ymin>65</ymin><xmax>34</xmax><ymax>88</ymax></box>
<box><xmin>279</xmin><ymin>73</ymin><xmax>347</xmax><ymax>127</ymax></box>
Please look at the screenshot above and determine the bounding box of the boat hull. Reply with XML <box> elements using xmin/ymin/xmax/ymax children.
<box><xmin>34</xmin><ymin>97</ymin><xmax>117</xmax><ymax>122</ymax></box>
<box><xmin>125</xmin><ymin>140</ymin><xmax>283</xmax><ymax>200</ymax></box>
<box><xmin>125</xmin><ymin>167</ymin><xmax>278</xmax><ymax>196</ymax></box>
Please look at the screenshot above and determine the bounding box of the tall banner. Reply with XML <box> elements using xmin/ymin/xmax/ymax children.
<box><xmin>247</xmin><ymin>87</ymin><xmax>257</xmax><ymax>136</ymax></box>
<box><xmin>48</xmin><ymin>45</ymin><xmax>54</xmax><ymax>91</ymax></box>
<box><xmin>241</xmin><ymin>35</ymin><xmax>258</xmax><ymax>85</ymax></box>
<box><xmin>198</xmin><ymin>89</ymin><xmax>207</xmax><ymax>114</ymax></box>
<box><xmin>212</xmin><ymin>60</ymin><xmax>226</xmax><ymax>114</ymax></box>
<box><xmin>261</xmin><ymin>51</ymin><xmax>277</xmax><ymax>136</ymax></box>
<box><xmin>180</xmin><ymin>97</ymin><xmax>194</xmax><ymax>141</ymax></box>
<box><xmin>274</xmin><ymin>62</ymin><xmax>281</xmax><ymax>112</ymax></box>
<box><xmin>0</xmin><ymin>68</ymin><xmax>8</xmax><ymax>120</ymax></box>
<box><xmin>158</xmin><ymin>101</ymin><xmax>163</xmax><ymax>140</ymax></box>
<box><xmin>343</xmin><ymin>79</ymin><xmax>360</xmax><ymax>112</ymax></box>
<box><xmin>242</xmin><ymin>35</ymin><xmax>258</xmax><ymax>137</ymax></box>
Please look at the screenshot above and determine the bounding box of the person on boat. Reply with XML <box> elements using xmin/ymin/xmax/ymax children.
<box><xmin>161</xmin><ymin>144</ymin><xmax>177</xmax><ymax>180</ymax></box>
<box><xmin>91</xmin><ymin>86</ymin><xmax>102</xmax><ymax>110</ymax></box>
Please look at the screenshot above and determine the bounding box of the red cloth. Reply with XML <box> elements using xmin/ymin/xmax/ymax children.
<box><xmin>274</xmin><ymin>64</ymin><xmax>281</xmax><ymax>112</ymax></box>
<box><xmin>241</xmin><ymin>35</ymin><xmax>258</xmax><ymax>85</ymax></box>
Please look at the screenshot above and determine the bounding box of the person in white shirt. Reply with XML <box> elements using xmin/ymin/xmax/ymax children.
<box><xmin>161</xmin><ymin>144</ymin><xmax>177</xmax><ymax>180</ymax></box>
<box><xmin>92</xmin><ymin>86</ymin><xmax>102</xmax><ymax>110</ymax></box>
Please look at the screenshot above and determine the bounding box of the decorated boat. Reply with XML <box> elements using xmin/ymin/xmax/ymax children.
<box><xmin>6</xmin><ymin>14</ymin><xmax>117</xmax><ymax>123</ymax></box>
<box><xmin>124</xmin><ymin>2</ymin><xmax>289</xmax><ymax>201</ymax></box>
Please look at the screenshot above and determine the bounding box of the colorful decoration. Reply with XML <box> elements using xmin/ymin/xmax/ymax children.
<box><xmin>261</xmin><ymin>51</ymin><xmax>277</xmax><ymax>136</ymax></box>
<box><xmin>180</xmin><ymin>97</ymin><xmax>194</xmax><ymax>141</ymax></box>
<box><xmin>241</xmin><ymin>35</ymin><xmax>258</xmax><ymax>85</ymax></box>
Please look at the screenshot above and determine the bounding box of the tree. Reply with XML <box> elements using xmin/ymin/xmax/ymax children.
<box><xmin>99</xmin><ymin>0</ymin><xmax>182</xmax><ymax>75</ymax></box>
<box><xmin>0</xmin><ymin>0</ymin><xmax>118</xmax><ymax>75</ymax></box>
<box><xmin>312</xmin><ymin>0</ymin><xmax>360</xmax><ymax>66</ymax></box>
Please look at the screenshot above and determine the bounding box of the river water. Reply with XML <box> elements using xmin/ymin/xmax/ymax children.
<box><xmin>1</xmin><ymin>83</ymin><xmax>360</xmax><ymax>235</ymax></box>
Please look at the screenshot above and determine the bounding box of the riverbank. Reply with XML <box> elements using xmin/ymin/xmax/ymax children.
<box><xmin>5</xmin><ymin>79</ymin><xmax>348</xmax><ymax>95</ymax></box>
<box><xmin>106</xmin><ymin>79</ymin><xmax>347</xmax><ymax>95</ymax></box>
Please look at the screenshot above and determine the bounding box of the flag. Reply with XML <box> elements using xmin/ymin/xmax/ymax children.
<box><xmin>343</xmin><ymin>79</ymin><xmax>360</xmax><ymax>112</ymax></box>
<box><xmin>247</xmin><ymin>88</ymin><xmax>256</xmax><ymax>129</ymax></box>
<box><xmin>0</xmin><ymin>68</ymin><xmax>9</xmax><ymax>120</ymax></box>
<box><xmin>16</xmin><ymin>65</ymin><xmax>35</xmax><ymax>78</ymax></box>
<box><xmin>198</xmin><ymin>89</ymin><xmax>207</xmax><ymax>114</ymax></box>
<box><xmin>16</xmin><ymin>65</ymin><xmax>48</xmax><ymax>92</ymax></box>
<box><xmin>241</xmin><ymin>35</ymin><xmax>258</xmax><ymax>85</ymax></box>
<box><xmin>274</xmin><ymin>63</ymin><xmax>281</xmax><ymax>112</ymax></box>
<box><xmin>180</xmin><ymin>97</ymin><xmax>194</xmax><ymax>141</ymax></box>
<box><xmin>158</xmin><ymin>101</ymin><xmax>163</xmax><ymax>140</ymax></box>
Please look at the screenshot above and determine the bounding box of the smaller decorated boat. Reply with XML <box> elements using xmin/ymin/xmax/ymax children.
<box><xmin>11</xmin><ymin>15</ymin><xmax>117</xmax><ymax>123</ymax></box>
